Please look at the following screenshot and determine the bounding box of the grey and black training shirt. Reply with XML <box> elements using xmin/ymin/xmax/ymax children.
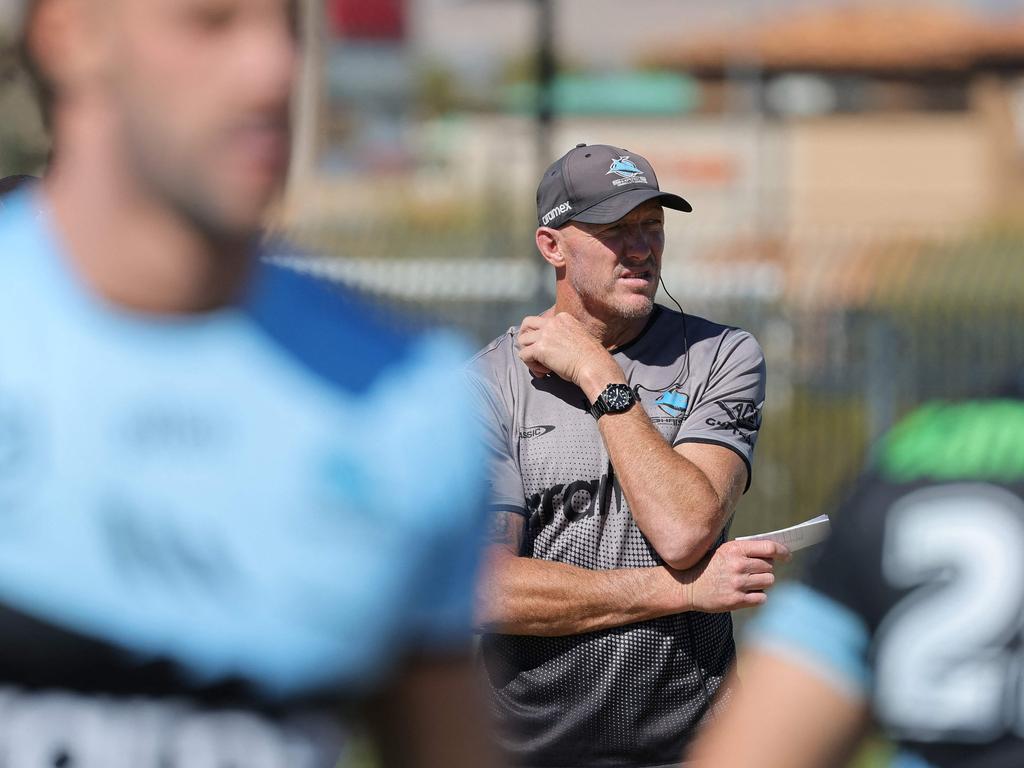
<box><xmin>468</xmin><ymin>305</ymin><xmax>766</xmax><ymax>768</ymax></box>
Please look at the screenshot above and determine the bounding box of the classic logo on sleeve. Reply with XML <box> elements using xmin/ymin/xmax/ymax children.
<box><xmin>519</xmin><ymin>425</ymin><xmax>556</xmax><ymax>439</ymax></box>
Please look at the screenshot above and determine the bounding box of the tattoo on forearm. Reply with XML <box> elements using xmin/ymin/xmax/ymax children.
<box><xmin>487</xmin><ymin>513</ymin><xmax>523</xmax><ymax>550</ymax></box>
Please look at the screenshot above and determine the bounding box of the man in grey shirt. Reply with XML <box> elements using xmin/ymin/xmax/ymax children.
<box><xmin>468</xmin><ymin>144</ymin><xmax>789</xmax><ymax>768</ymax></box>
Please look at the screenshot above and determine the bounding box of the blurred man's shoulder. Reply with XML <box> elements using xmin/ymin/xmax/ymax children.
<box><xmin>0</xmin><ymin>189</ymin><xmax>37</xmax><ymax>244</ymax></box>
<box><xmin>249</xmin><ymin>250</ymin><xmax>472</xmax><ymax>397</ymax></box>
<box><xmin>0</xmin><ymin>189</ymin><xmax>48</xmax><ymax>291</ymax></box>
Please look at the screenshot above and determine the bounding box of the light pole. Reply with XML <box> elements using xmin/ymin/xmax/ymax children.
<box><xmin>289</xmin><ymin>0</ymin><xmax>328</xmax><ymax>195</ymax></box>
<box><xmin>535</xmin><ymin>0</ymin><xmax>556</xmax><ymax>175</ymax></box>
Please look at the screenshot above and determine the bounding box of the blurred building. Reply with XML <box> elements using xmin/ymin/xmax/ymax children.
<box><xmin>653</xmin><ymin>4</ymin><xmax>1024</xmax><ymax>231</ymax></box>
<box><xmin>292</xmin><ymin>4</ymin><xmax>1024</xmax><ymax>244</ymax></box>
<box><xmin>324</xmin><ymin>0</ymin><xmax>414</xmax><ymax>171</ymax></box>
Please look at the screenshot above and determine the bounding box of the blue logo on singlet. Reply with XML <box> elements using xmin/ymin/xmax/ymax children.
<box><xmin>656</xmin><ymin>390</ymin><xmax>689</xmax><ymax>418</ymax></box>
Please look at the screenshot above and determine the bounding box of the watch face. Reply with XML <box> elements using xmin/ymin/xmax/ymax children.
<box><xmin>604</xmin><ymin>384</ymin><xmax>634</xmax><ymax>412</ymax></box>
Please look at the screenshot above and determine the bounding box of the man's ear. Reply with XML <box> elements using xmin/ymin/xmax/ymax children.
<box><xmin>30</xmin><ymin>0</ymin><xmax>110</xmax><ymax>98</ymax></box>
<box><xmin>535</xmin><ymin>227</ymin><xmax>565</xmax><ymax>268</ymax></box>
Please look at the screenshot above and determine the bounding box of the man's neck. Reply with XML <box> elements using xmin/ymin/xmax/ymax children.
<box><xmin>43</xmin><ymin>111</ymin><xmax>252</xmax><ymax>316</ymax></box>
<box><xmin>552</xmin><ymin>291</ymin><xmax>653</xmax><ymax>351</ymax></box>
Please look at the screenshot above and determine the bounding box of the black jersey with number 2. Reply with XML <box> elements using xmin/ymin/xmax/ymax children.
<box><xmin>755</xmin><ymin>399</ymin><xmax>1024</xmax><ymax>768</ymax></box>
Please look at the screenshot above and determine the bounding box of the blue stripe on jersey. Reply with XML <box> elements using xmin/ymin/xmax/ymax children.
<box><xmin>746</xmin><ymin>582</ymin><xmax>872</xmax><ymax>697</ymax></box>
<box><xmin>0</xmin><ymin>188</ymin><xmax>487</xmax><ymax>700</ymax></box>
<box><xmin>244</xmin><ymin>257</ymin><xmax>420</xmax><ymax>396</ymax></box>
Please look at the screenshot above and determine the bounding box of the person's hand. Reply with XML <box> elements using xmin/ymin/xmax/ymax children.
<box><xmin>516</xmin><ymin>313</ymin><xmax>622</xmax><ymax>397</ymax></box>
<box><xmin>680</xmin><ymin>539</ymin><xmax>790</xmax><ymax>613</ymax></box>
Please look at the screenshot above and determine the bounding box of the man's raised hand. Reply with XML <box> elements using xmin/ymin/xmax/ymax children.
<box><xmin>681</xmin><ymin>539</ymin><xmax>791</xmax><ymax>613</ymax></box>
<box><xmin>516</xmin><ymin>313</ymin><xmax>622</xmax><ymax>398</ymax></box>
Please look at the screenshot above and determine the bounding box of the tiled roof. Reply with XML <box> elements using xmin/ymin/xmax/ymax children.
<box><xmin>653</xmin><ymin>5</ymin><xmax>1024</xmax><ymax>73</ymax></box>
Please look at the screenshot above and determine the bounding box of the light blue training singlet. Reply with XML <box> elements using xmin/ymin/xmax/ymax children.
<box><xmin>0</xmin><ymin>188</ymin><xmax>486</xmax><ymax>766</ymax></box>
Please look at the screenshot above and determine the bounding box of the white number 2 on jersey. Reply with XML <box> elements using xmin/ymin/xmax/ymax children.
<box><xmin>874</xmin><ymin>484</ymin><xmax>1024</xmax><ymax>742</ymax></box>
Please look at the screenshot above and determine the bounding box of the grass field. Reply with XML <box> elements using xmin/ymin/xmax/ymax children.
<box><xmin>340</xmin><ymin>726</ymin><xmax>894</xmax><ymax>767</ymax></box>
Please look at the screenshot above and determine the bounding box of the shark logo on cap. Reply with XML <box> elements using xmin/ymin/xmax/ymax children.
<box><xmin>606</xmin><ymin>156</ymin><xmax>648</xmax><ymax>188</ymax></box>
<box><xmin>606</xmin><ymin>156</ymin><xmax>644</xmax><ymax>179</ymax></box>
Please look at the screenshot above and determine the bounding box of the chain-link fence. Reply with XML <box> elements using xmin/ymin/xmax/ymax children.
<box><xmin>280</xmin><ymin>219</ymin><xmax>1024</xmax><ymax>544</ymax></box>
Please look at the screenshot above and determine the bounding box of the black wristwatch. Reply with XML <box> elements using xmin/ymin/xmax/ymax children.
<box><xmin>590</xmin><ymin>383</ymin><xmax>636</xmax><ymax>419</ymax></box>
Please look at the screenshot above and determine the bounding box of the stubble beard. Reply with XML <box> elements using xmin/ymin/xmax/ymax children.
<box><xmin>570</xmin><ymin>269</ymin><xmax>656</xmax><ymax>324</ymax></box>
<box><xmin>121</xmin><ymin>104</ymin><xmax>277</xmax><ymax>245</ymax></box>
<box><xmin>616</xmin><ymin>294</ymin><xmax>655</xmax><ymax>320</ymax></box>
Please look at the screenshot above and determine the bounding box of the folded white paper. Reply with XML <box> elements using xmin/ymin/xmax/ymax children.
<box><xmin>735</xmin><ymin>514</ymin><xmax>831</xmax><ymax>552</ymax></box>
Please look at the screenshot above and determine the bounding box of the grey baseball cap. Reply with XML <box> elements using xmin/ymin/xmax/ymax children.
<box><xmin>536</xmin><ymin>143</ymin><xmax>692</xmax><ymax>229</ymax></box>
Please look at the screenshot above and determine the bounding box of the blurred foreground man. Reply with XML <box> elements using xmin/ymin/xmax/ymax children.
<box><xmin>469</xmin><ymin>144</ymin><xmax>788</xmax><ymax>768</ymax></box>
<box><xmin>0</xmin><ymin>175</ymin><xmax>39</xmax><ymax>212</ymax></box>
<box><xmin>0</xmin><ymin>175</ymin><xmax>38</xmax><ymax>199</ymax></box>
<box><xmin>0</xmin><ymin>2</ymin><xmax>496</xmax><ymax>767</ymax></box>
<box><xmin>689</xmin><ymin>391</ymin><xmax>1024</xmax><ymax>767</ymax></box>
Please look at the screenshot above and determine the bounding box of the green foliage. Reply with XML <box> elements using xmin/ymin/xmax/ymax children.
<box><xmin>416</xmin><ymin>60</ymin><xmax>461</xmax><ymax>118</ymax></box>
<box><xmin>871</xmin><ymin>228</ymin><xmax>1024</xmax><ymax>311</ymax></box>
<box><xmin>880</xmin><ymin>399</ymin><xmax>1024</xmax><ymax>482</ymax></box>
<box><xmin>500</xmin><ymin>50</ymin><xmax>584</xmax><ymax>88</ymax></box>
<box><xmin>734</xmin><ymin>389</ymin><xmax>870</xmax><ymax>540</ymax></box>
<box><xmin>848</xmin><ymin>733</ymin><xmax>894</xmax><ymax>768</ymax></box>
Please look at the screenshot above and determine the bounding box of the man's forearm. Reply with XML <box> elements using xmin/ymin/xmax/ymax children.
<box><xmin>598</xmin><ymin>405</ymin><xmax>732</xmax><ymax>569</ymax></box>
<box><xmin>477</xmin><ymin>553</ymin><xmax>686</xmax><ymax>636</ymax></box>
<box><xmin>517</xmin><ymin>314</ymin><xmax>749</xmax><ymax>571</ymax></box>
<box><xmin>578</xmin><ymin>367</ymin><xmax>735</xmax><ymax>571</ymax></box>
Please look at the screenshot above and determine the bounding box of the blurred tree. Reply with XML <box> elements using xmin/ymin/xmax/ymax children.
<box><xmin>417</xmin><ymin>60</ymin><xmax>459</xmax><ymax>118</ymax></box>
<box><xmin>500</xmin><ymin>50</ymin><xmax>582</xmax><ymax>88</ymax></box>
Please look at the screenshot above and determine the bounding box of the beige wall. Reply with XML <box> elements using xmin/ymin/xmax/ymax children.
<box><xmin>415</xmin><ymin>113</ymin><xmax>997</xmax><ymax>234</ymax></box>
<box><xmin>293</xmin><ymin>108</ymin><xmax>1005</xmax><ymax>241</ymax></box>
<box><xmin>785</xmin><ymin>114</ymin><xmax>994</xmax><ymax>230</ymax></box>
<box><xmin>406</xmin><ymin>114</ymin><xmax>782</xmax><ymax>249</ymax></box>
